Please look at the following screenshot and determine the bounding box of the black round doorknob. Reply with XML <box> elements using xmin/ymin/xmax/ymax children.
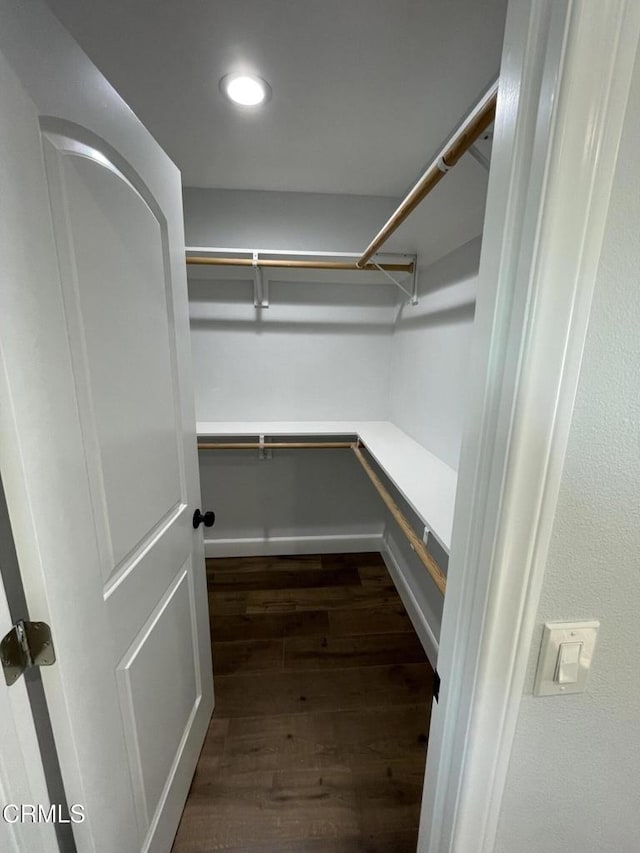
<box><xmin>193</xmin><ymin>509</ymin><xmax>215</xmax><ymax>529</ymax></box>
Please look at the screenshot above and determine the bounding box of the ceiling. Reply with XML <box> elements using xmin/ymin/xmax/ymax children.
<box><xmin>44</xmin><ymin>0</ymin><xmax>507</xmax><ymax>197</ymax></box>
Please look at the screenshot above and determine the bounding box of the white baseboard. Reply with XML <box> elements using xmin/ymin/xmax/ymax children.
<box><xmin>381</xmin><ymin>542</ymin><xmax>439</xmax><ymax>669</ymax></box>
<box><xmin>204</xmin><ymin>533</ymin><xmax>384</xmax><ymax>558</ymax></box>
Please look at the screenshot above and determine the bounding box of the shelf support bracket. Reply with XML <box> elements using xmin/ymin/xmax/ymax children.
<box><xmin>258</xmin><ymin>434</ymin><xmax>272</xmax><ymax>460</ymax></box>
<box><xmin>373</xmin><ymin>257</ymin><xmax>418</xmax><ymax>305</ymax></box>
<box><xmin>410</xmin><ymin>257</ymin><xmax>419</xmax><ymax>305</ymax></box>
<box><xmin>253</xmin><ymin>251</ymin><xmax>269</xmax><ymax>308</ymax></box>
<box><xmin>469</xmin><ymin>143</ymin><xmax>491</xmax><ymax>172</ymax></box>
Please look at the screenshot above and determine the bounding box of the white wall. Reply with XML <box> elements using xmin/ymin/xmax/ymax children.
<box><xmin>494</xmin><ymin>46</ymin><xmax>640</xmax><ymax>853</ymax></box>
<box><xmin>189</xmin><ymin>274</ymin><xmax>396</xmax><ymax>422</ymax></box>
<box><xmin>390</xmin><ymin>237</ymin><xmax>479</xmax><ymax>470</ymax></box>
<box><xmin>200</xmin><ymin>448</ymin><xmax>385</xmax><ymax>557</ymax></box>
<box><xmin>186</xmin><ymin>186</ymin><xmax>403</xmax><ymax>423</ymax></box>
<box><xmin>382</xmin><ymin>238</ymin><xmax>478</xmax><ymax>660</ymax></box>
<box><xmin>183</xmin><ymin>187</ymin><xmax>399</xmax><ymax>253</ymax></box>
<box><xmin>383</xmin><ymin>518</ymin><xmax>444</xmax><ymax>669</ymax></box>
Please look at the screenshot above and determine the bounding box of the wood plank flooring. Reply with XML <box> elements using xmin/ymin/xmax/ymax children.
<box><xmin>172</xmin><ymin>553</ymin><xmax>434</xmax><ymax>853</ymax></box>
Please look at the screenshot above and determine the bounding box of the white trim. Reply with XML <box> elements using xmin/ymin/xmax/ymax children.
<box><xmin>204</xmin><ymin>533</ymin><xmax>384</xmax><ymax>558</ymax></box>
<box><xmin>381</xmin><ymin>543</ymin><xmax>439</xmax><ymax>669</ymax></box>
<box><xmin>420</xmin><ymin>2</ymin><xmax>640</xmax><ymax>852</ymax></box>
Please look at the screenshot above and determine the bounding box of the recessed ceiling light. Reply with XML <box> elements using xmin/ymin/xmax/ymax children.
<box><xmin>220</xmin><ymin>73</ymin><xmax>271</xmax><ymax>107</ymax></box>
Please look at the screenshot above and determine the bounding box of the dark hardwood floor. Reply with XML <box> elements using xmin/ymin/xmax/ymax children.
<box><xmin>172</xmin><ymin>553</ymin><xmax>434</xmax><ymax>853</ymax></box>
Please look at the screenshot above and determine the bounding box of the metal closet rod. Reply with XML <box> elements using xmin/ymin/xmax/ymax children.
<box><xmin>186</xmin><ymin>256</ymin><xmax>414</xmax><ymax>273</ymax></box>
<box><xmin>197</xmin><ymin>439</ymin><xmax>446</xmax><ymax>596</ymax></box>
<box><xmin>357</xmin><ymin>81</ymin><xmax>499</xmax><ymax>268</ymax></box>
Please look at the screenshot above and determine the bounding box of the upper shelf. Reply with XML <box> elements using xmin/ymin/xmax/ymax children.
<box><xmin>196</xmin><ymin>420</ymin><xmax>457</xmax><ymax>552</ymax></box>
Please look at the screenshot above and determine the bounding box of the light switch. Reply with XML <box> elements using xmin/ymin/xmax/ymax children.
<box><xmin>534</xmin><ymin>620</ymin><xmax>599</xmax><ymax>696</ymax></box>
<box><xmin>554</xmin><ymin>641</ymin><xmax>582</xmax><ymax>684</ymax></box>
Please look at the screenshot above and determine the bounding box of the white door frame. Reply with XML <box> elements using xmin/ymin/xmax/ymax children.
<box><xmin>420</xmin><ymin>1</ymin><xmax>640</xmax><ymax>851</ymax></box>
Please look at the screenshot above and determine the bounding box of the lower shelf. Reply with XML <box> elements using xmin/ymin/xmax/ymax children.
<box><xmin>197</xmin><ymin>420</ymin><xmax>457</xmax><ymax>553</ymax></box>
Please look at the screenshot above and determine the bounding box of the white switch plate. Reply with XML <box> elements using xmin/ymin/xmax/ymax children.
<box><xmin>533</xmin><ymin>620</ymin><xmax>599</xmax><ymax>696</ymax></box>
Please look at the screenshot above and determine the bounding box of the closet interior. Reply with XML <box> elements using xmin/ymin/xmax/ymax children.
<box><xmin>0</xmin><ymin>1</ymin><xmax>522</xmax><ymax>850</ymax></box>
<box><xmin>190</xmin><ymin>84</ymin><xmax>496</xmax><ymax>669</ymax></box>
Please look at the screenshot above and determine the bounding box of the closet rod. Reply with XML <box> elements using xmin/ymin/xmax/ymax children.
<box><xmin>351</xmin><ymin>444</ymin><xmax>447</xmax><ymax>597</ymax></box>
<box><xmin>197</xmin><ymin>439</ymin><xmax>446</xmax><ymax>594</ymax></box>
<box><xmin>187</xmin><ymin>256</ymin><xmax>414</xmax><ymax>273</ymax></box>
<box><xmin>198</xmin><ymin>441</ymin><xmax>354</xmax><ymax>450</ymax></box>
<box><xmin>357</xmin><ymin>81</ymin><xmax>498</xmax><ymax>268</ymax></box>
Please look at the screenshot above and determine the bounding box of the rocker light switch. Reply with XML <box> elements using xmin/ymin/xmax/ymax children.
<box><xmin>534</xmin><ymin>620</ymin><xmax>599</xmax><ymax>696</ymax></box>
<box><xmin>554</xmin><ymin>641</ymin><xmax>582</xmax><ymax>684</ymax></box>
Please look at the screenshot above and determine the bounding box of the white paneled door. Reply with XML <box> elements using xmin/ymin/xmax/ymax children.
<box><xmin>0</xmin><ymin>3</ymin><xmax>214</xmax><ymax>852</ymax></box>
